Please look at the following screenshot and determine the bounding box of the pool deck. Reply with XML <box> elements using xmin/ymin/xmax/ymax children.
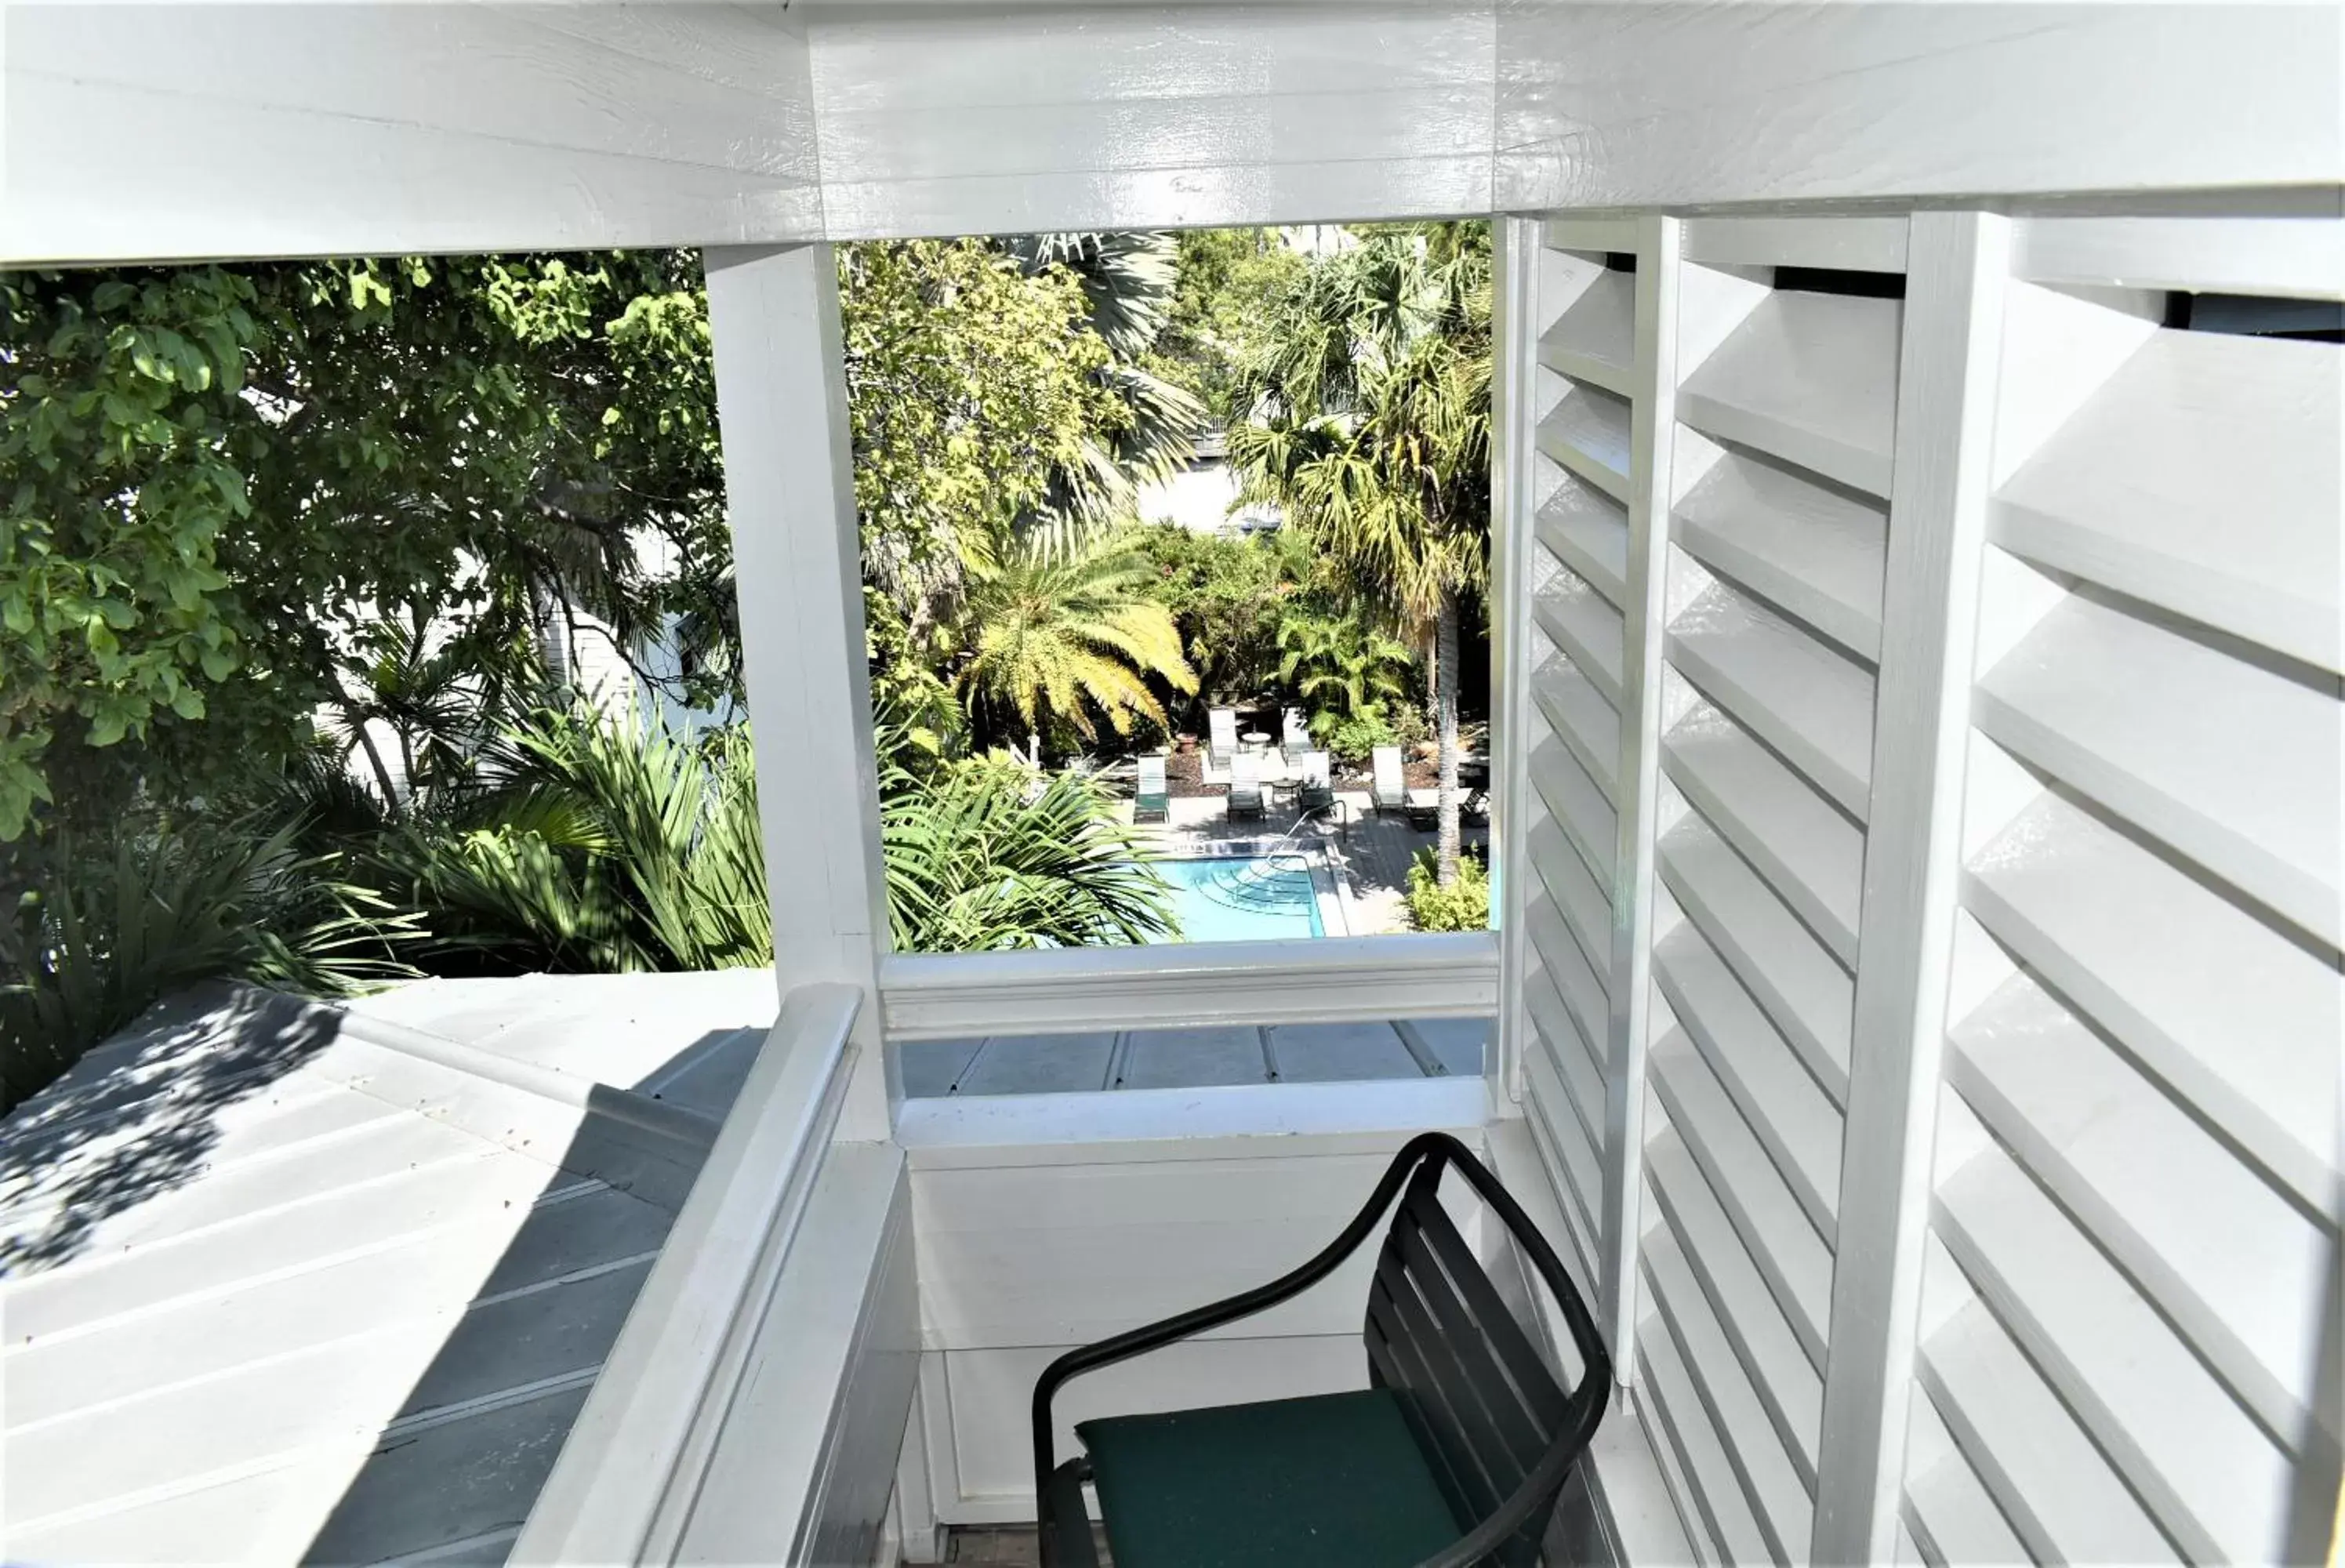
<box><xmin>1125</xmin><ymin>790</ymin><xmax>1489</xmax><ymax>935</ymax></box>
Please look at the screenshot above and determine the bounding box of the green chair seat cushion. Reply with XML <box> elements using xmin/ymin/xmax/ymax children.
<box><xmin>1077</xmin><ymin>1387</ymin><xmax>1465</xmax><ymax>1568</ymax></box>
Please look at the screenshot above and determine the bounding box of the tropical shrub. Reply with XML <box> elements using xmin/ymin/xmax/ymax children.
<box><xmin>880</xmin><ymin>744</ymin><xmax>1175</xmax><ymax>951</ymax></box>
<box><xmin>1278</xmin><ymin>608</ymin><xmax>1413</xmax><ymax>736</ymax></box>
<box><xmin>1318</xmin><ymin>703</ymin><xmax>1400</xmax><ymax>767</ymax></box>
<box><xmin>0</xmin><ymin>816</ymin><xmax>418</xmax><ymax>1112</ymax></box>
<box><xmin>1405</xmin><ymin>844</ymin><xmax>1490</xmax><ymax>934</ymax></box>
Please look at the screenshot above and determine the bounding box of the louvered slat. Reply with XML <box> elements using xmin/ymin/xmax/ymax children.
<box><xmin>1673</xmin><ymin>445</ymin><xmax>1887</xmax><ymax>662</ymax></box>
<box><xmin>1667</xmin><ymin>579</ymin><xmax>1875</xmax><ymax>823</ymax></box>
<box><xmin>1534</xmin><ymin>568</ymin><xmax>1626</xmax><ymax>707</ymax></box>
<box><xmin>1678</xmin><ymin>291</ymin><xmax>1903</xmax><ymax>498</ymax></box>
<box><xmin>1537</xmin><ymin>382</ymin><xmax>1634</xmax><ymax>501</ymax></box>
<box><xmin>1662</xmin><ymin>705</ymin><xmax>1864</xmax><ymax>965</ymax></box>
<box><xmin>1526</xmin><ymin>963</ymin><xmax>1604</xmax><ymax>1148</ymax></box>
<box><xmin>1538</xmin><ymin>267</ymin><xmax>1637</xmax><ymax>396</ymax></box>
<box><xmin>1531</xmin><ymin>654</ymin><xmax>1621</xmax><ymax>803</ymax></box>
<box><xmin>1639</xmin><ymin>1322</ymin><xmax>1774</xmax><ymax>1566</ymax></box>
<box><xmin>1526</xmin><ymin>893</ymin><xmax>1606</xmax><ymax>1065</ymax></box>
<box><xmin>1530</xmin><ymin>734</ymin><xmax>1617</xmax><ymax>892</ymax></box>
<box><xmin>1974</xmin><ymin>590</ymin><xmax>2340</xmax><ymax>949</ymax></box>
<box><xmin>1901</xmin><ymin>1390</ymin><xmax>2032</xmax><ymax>1566</ymax></box>
<box><xmin>1537</xmin><ymin>474</ymin><xmax>1632</xmax><ymax>610</ymax></box>
<box><xmin>1528</xmin><ymin>816</ymin><xmax>1611</xmax><ymax>990</ymax></box>
<box><xmin>1993</xmin><ymin>328</ymin><xmax>2341</xmax><ymax>675</ymax></box>
<box><xmin>1657</xmin><ymin>814</ymin><xmax>1851</xmax><ymax>1105</ymax></box>
<box><xmin>1653</xmin><ymin>925</ymin><xmax>1842</xmax><ymax>1242</ymax></box>
<box><xmin>1524</xmin><ymin>1032</ymin><xmax>1603</xmax><ymax>1259</ymax></box>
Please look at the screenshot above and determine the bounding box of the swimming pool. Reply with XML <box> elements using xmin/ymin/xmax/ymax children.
<box><xmin>1149</xmin><ymin>851</ymin><xmax>1335</xmax><ymax>943</ymax></box>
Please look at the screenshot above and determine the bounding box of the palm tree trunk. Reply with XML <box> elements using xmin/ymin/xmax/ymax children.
<box><xmin>1434</xmin><ymin>591</ymin><xmax>1461</xmax><ymax>887</ymax></box>
<box><xmin>354</xmin><ymin>724</ymin><xmax>402</xmax><ymax>817</ymax></box>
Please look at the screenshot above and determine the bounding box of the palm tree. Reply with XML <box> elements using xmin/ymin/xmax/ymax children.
<box><xmin>1276</xmin><ymin>610</ymin><xmax>1414</xmax><ymax>736</ymax></box>
<box><xmin>956</xmin><ymin>529</ymin><xmax>1198</xmax><ymax>760</ymax></box>
<box><xmin>1229</xmin><ymin>226</ymin><xmax>1491</xmax><ymax>885</ymax></box>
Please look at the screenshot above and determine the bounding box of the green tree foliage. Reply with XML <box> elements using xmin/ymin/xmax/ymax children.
<box><xmin>1276</xmin><ymin>608</ymin><xmax>1415</xmax><ymax>738</ymax></box>
<box><xmin>1134</xmin><ymin>523</ymin><xmax>1310</xmax><ymax>715</ymax></box>
<box><xmin>1229</xmin><ymin>224</ymin><xmax>1492</xmax><ymax>883</ymax></box>
<box><xmin>957</xmin><ymin>530</ymin><xmax>1197</xmax><ymax>755</ymax></box>
<box><xmin>1</xmin><ymin>254</ymin><xmax>727</xmax><ymax>839</ymax></box>
<box><xmin>1155</xmin><ymin>229</ymin><xmax>1312</xmax><ymax>423</ymax></box>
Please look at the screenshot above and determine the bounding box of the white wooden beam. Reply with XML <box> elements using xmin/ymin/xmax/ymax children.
<box><xmin>1492</xmin><ymin>216</ymin><xmax>1545</xmax><ymax>1109</ymax></box>
<box><xmin>1593</xmin><ymin>214</ymin><xmax>1684</xmax><ymax>1374</ymax></box>
<box><xmin>1810</xmin><ymin>212</ymin><xmax>2010</xmax><ymax>1564</ymax></box>
<box><xmin>703</xmin><ymin>244</ymin><xmax>894</xmax><ymax>1141</ymax></box>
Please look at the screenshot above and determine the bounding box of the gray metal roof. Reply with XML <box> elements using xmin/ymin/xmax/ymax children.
<box><xmin>2</xmin><ymin>971</ymin><xmax>775</xmax><ymax>1565</ymax></box>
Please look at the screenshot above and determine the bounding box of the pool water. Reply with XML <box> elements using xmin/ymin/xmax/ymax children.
<box><xmin>1152</xmin><ymin>854</ymin><xmax>1328</xmax><ymax>943</ymax></box>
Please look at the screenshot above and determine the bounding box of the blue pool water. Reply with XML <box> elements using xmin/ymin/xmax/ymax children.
<box><xmin>1151</xmin><ymin>855</ymin><xmax>1327</xmax><ymax>944</ymax></box>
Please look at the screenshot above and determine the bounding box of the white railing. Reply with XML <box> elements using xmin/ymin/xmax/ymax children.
<box><xmin>514</xmin><ymin>982</ymin><xmax>913</xmax><ymax>1566</ymax></box>
<box><xmin>879</xmin><ymin>932</ymin><xmax>1499</xmax><ymax>1040</ymax></box>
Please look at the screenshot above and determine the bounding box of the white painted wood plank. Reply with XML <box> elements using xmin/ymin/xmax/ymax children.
<box><xmin>1653</xmin><ymin>927</ymin><xmax>1843</xmax><ymax>1244</ymax></box>
<box><xmin>1540</xmin><ymin>267</ymin><xmax>1638</xmax><ymax>396</ymax></box>
<box><xmin>1899</xmin><ymin>1389</ymin><xmax>2031</xmax><ymax>1568</ymax></box>
<box><xmin>1639</xmin><ymin>1325</ymin><xmax>1774</xmax><ymax>1567</ymax></box>
<box><xmin>1646</xmin><ymin>1132</ymin><xmax>1823</xmax><ymax>1490</ymax></box>
<box><xmin>1532</xmin><ymin>653</ymin><xmax>1623</xmax><ymax>804</ymax></box>
<box><xmin>1672</xmin><ymin>447</ymin><xmax>1887</xmax><ymax>662</ymax></box>
<box><xmin>2014</xmin><ymin>215</ymin><xmax>2345</xmax><ymax>303</ymax></box>
<box><xmin>1538</xmin><ymin>474</ymin><xmax>1633</xmax><ymax>611</ymax></box>
<box><xmin>1643</xmin><ymin>1225</ymin><xmax>1816</xmax><ymax>1566</ymax></box>
<box><xmin>1992</xmin><ymin>330</ymin><xmax>2342</xmax><ymax>674</ymax></box>
<box><xmin>1662</xmin><ymin>704</ymin><xmax>1865</xmax><ymax>966</ymax></box>
<box><xmin>1668</xmin><ymin>579</ymin><xmax>1877</xmax><ymax>822</ymax></box>
<box><xmin>1682</xmin><ymin>218</ymin><xmax>1911</xmax><ymax>277</ymax></box>
<box><xmin>1934</xmin><ymin>1110</ymin><xmax>2296</xmax><ymax>1566</ymax></box>
<box><xmin>1657</xmin><ymin>815</ymin><xmax>1852</xmax><ymax>1107</ymax></box>
<box><xmin>1528</xmin><ymin>893</ymin><xmax>1610</xmax><ymax>1069</ymax></box>
<box><xmin>1543</xmin><ymin>218</ymin><xmax>1642</xmax><ymax>256</ymax></box>
<box><xmin>1527</xmin><ymin>1037</ymin><xmax>1606</xmax><ymax>1254</ymax></box>
<box><xmin>1638</xmin><ymin>1390</ymin><xmax>1723</xmax><ymax>1568</ymax></box>
<box><xmin>1530</xmin><ymin>734</ymin><xmax>1620</xmax><ymax>896</ymax></box>
<box><xmin>1679</xmin><ymin>292</ymin><xmax>1904</xmax><ymax>498</ymax></box>
<box><xmin>1538</xmin><ymin>382</ymin><xmax>1635</xmax><ymax>502</ymax></box>
<box><xmin>1974</xmin><ymin>590</ymin><xmax>2342</xmax><ymax>950</ymax></box>
<box><xmin>1916</xmin><ymin>1243</ymin><xmax>2180</xmax><ymax>1566</ymax></box>
<box><xmin>1650</xmin><ymin>1032</ymin><xmax>1833</xmax><ymax>1366</ymax></box>
<box><xmin>1493</xmin><ymin>5</ymin><xmax>2342</xmax><ymax>211</ymax></box>
<box><xmin>1966</xmin><ymin>789</ymin><xmax>2341</xmax><ymax>1217</ymax></box>
<box><xmin>1530</xmin><ymin>818</ymin><xmax>1614</xmax><ymax>995</ymax></box>
<box><xmin>1535</xmin><ymin>567</ymin><xmax>1628</xmax><ymax>707</ymax></box>
<box><xmin>1947</xmin><ymin>971</ymin><xmax>2332</xmax><ymax>1450</ymax></box>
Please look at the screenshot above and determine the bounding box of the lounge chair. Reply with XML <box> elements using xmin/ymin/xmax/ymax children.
<box><xmin>1370</xmin><ymin>745</ymin><xmax>1407</xmax><ymax>816</ymax></box>
<box><xmin>1134</xmin><ymin>753</ymin><xmax>1169</xmax><ymax>823</ymax></box>
<box><xmin>1033</xmin><ymin>1132</ymin><xmax>1611</xmax><ymax>1568</ymax></box>
<box><xmin>1294</xmin><ymin>750</ymin><xmax>1334</xmax><ymax>815</ymax></box>
<box><xmin>1228</xmin><ymin>750</ymin><xmax>1267</xmax><ymax>820</ymax></box>
<box><xmin>1280</xmin><ymin>706</ymin><xmax>1310</xmax><ymax>753</ymax></box>
<box><xmin>1208</xmin><ymin>707</ymin><xmax>1241</xmax><ymax>775</ymax></box>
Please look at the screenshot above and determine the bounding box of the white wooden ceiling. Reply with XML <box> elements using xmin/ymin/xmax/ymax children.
<box><xmin>4</xmin><ymin>2</ymin><xmax>2338</xmax><ymax>265</ymax></box>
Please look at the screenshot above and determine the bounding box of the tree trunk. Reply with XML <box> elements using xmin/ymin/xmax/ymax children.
<box><xmin>1434</xmin><ymin>590</ymin><xmax>1461</xmax><ymax>887</ymax></box>
<box><xmin>354</xmin><ymin>724</ymin><xmax>403</xmax><ymax>817</ymax></box>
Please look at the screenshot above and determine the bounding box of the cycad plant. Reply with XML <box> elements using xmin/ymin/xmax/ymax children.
<box><xmin>957</xmin><ymin>529</ymin><xmax>1198</xmax><ymax>760</ymax></box>
<box><xmin>1230</xmin><ymin>225</ymin><xmax>1491</xmax><ymax>884</ymax></box>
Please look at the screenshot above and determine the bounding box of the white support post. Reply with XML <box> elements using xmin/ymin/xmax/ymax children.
<box><xmin>1490</xmin><ymin>215</ymin><xmax>1543</xmax><ymax>1108</ymax></box>
<box><xmin>1596</xmin><ymin>213</ymin><xmax>1684</xmax><ymax>1372</ymax></box>
<box><xmin>1810</xmin><ymin>211</ymin><xmax>2009</xmax><ymax>1564</ymax></box>
<box><xmin>703</xmin><ymin>244</ymin><xmax>894</xmax><ymax>1142</ymax></box>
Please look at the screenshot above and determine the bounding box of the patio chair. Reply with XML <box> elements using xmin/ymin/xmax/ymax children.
<box><xmin>1294</xmin><ymin>750</ymin><xmax>1335</xmax><ymax>815</ymax></box>
<box><xmin>1134</xmin><ymin>753</ymin><xmax>1169</xmax><ymax>823</ymax></box>
<box><xmin>1406</xmin><ymin>785</ymin><xmax>1443</xmax><ymax>831</ymax></box>
<box><xmin>1281</xmin><ymin>706</ymin><xmax>1310</xmax><ymax>753</ymax></box>
<box><xmin>1033</xmin><ymin>1132</ymin><xmax>1611</xmax><ymax>1568</ymax></box>
<box><xmin>1371</xmin><ymin>745</ymin><xmax>1409</xmax><ymax>815</ymax></box>
<box><xmin>1208</xmin><ymin>707</ymin><xmax>1241</xmax><ymax>773</ymax></box>
<box><xmin>1228</xmin><ymin>750</ymin><xmax>1267</xmax><ymax>820</ymax></box>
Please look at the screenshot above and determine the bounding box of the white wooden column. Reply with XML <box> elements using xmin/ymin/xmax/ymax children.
<box><xmin>704</xmin><ymin>243</ymin><xmax>894</xmax><ymax>1142</ymax></box>
<box><xmin>1490</xmin><ymin>215</ymin><xmax>1543</xmax><ymax>1107</ymax></box>
<box><xmin>1810</xmin><ymin>211</ymin><xmax>2009</xmax><ymax>1563</ymax></box>
<box><xmin>1595</xmin><ymin>213</ymin><xmax>1685</xmax><ymax>1371</ymax></box>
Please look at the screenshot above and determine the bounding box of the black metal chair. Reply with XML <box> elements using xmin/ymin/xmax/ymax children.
<box><xmin>1033</xmin><ymin>1132</ymin><xmax>1611</xmax><ymax>1568</ymax></box>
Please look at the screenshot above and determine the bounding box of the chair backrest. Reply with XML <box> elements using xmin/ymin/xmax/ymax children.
<box><xmin>1230</xmin><ymin>750</ymin><xmax>1262</xmax><ymax>793</ymax></box>
<box><xmin>1299</xmin><ymin>750</ymin><xmax>1330</xmax><ymax>788</ymax></box>
<box><xmin>1282</xmin><ymin>706</ymin><xmax>1310</xmax><ymax>750</ymax></box>
<box><xmin>1364</xmin><ymin>1154</ymin><xmax>1591</xmax><ymax>1568</ymax></box>
<box><xmin>1372</xmin><ymin>745</ymin><xmax>1404</xmax><ymax>791</ymax></box>
<box><xmin>1137</xmin><ymin>753</ymin><xmax>1167</xmax><ymax>796</ymax></box>
<box><xmin>1209</xmin><ymin>707</ymin><xmax>1240</xmax><ymax>757</ymax></box>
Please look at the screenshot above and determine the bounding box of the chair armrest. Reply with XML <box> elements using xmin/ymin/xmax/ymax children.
<box><xmin>1039</xmin><ymin>1460</ymin><xmax>1102</xmax><ymax>1568</ymax></box>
